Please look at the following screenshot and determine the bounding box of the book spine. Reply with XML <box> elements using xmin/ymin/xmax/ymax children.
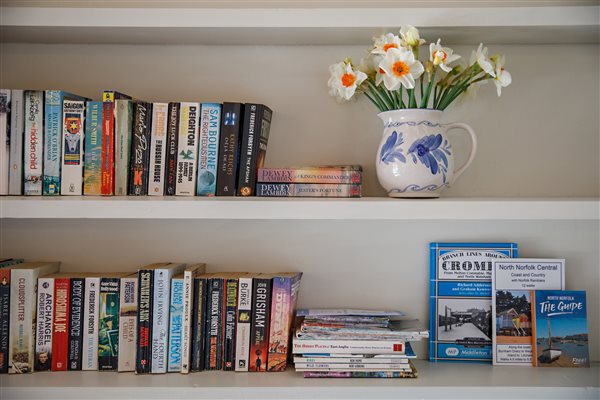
<box><xmin>257</xmin><ymin>168</ymin><xmax>362</xmax><ymax>184</ymax></box>
<box><xmin>0</xmin><ymin>90</ymin><xmax>11</xmax><ymax>195</ymax></box>
<box><xmin>175</xmin><ymin>102</ymin><xmax>200</xmax><ymax>196</ymax></box>
<box><xmin>249</xmin><ymin>277</ymin><xmax>272</xmax><ymax>372</ymax></box>
<box><xmin>294</xmin><ymin>357</ymin><xmax>409</xmax><ymax>364</ymax></box>
<box><xmin>42</xmin><ymin>90</ymin><xmax>62</xmax><ymax>195</ymax></box>
<box><xmin>82</xmin><ymin>277</ymin><xmax>100</xmax><ymax>371</ymax></box>
<box><xmin>294</xmin><ymin>363</ymin><xmax>412</xmax><ymax>370</ymax></box>
<box><xmin>234</xmin><ymin>277</ymin><xmax>252</xmax><ymax>372</ymax></box>
<box><xmin>51</xmin><ymin>278</ymin><xmax>70</xmax><ymax>371</ymax></box>
<box><xmin>24</xmin><ymin>91</ymin><xmax>43</xmax><ymax>195</ymax></box>
<box><xmin>9</xmin><ymin>89</ymin><xmax>24</xmax><ymax>195</ymax></box>
<box><xmin>148</xmin><ymin>103</ymin><xmax>168</xmax><ymax>196</ymax></box>
<box><xmin>129</xmin><ymin>102</ymin><xmax>152</xmax><ymax>196</ymax></box>
<box><xmin>238</xmin><ymin>105</ymin><xmax>271</xmax><ymax>196</ymax></box>
<box><xmin>114</xmin><ymin>100</ymin><xmax>133</xmax><ymax>195</ymax></box>
<box><xmin>118</xmin><ymin>277</ymin><xmax>138</xmax><ymax>372</ymax></box>
<box><xmin>256</xmin><ymin>183</ymin><xmax>361</xmax><ymax>198</ymax></box>
<box><xmin>83</xmin><ymin>102</ymin><xmax>103</xmax><ymax>195</ymax></box>
<box><xmin>8</xmin><ymin>269</ymin><xmax>33</xmax><ymax>373</ymax></box>
<box><xmin>223</xmin><ymin>278</ymin><xmax>238</xmax><ymax>371</ymax></box>
<box><xmin>163</xmin><ymin>103</ymin><xmax>180</xmax><ymax>196</ymax></box>
<box><xmin>196</xmin><ymin>103</ymin><xmax>221</xmax><ymax>196</ymax></box>
<box><xmin>101</xmin><ymin>94</ymin><xmax>115</xmax><ymax>195</ymax></box>
<box><xmin>98</xmin><ymin>277</ymin><xmax>120</xmax><ymax>371</ymax></box>
<box><xmin>292</xmin><ymin>340</ymin><xmax>405</xmax><ymax>354</ymax></box>
<box><xmin>267</xmin><ymin>275</ymin><xmax>299</xmax><ymax>371</ymax></box>
<box><xmin>180</xmin><ymin>270</ymin><xmax>193</xmax><ymax>373</ymax></box>
<box><xmin>216</xmin><ymin>102</ymin><xmax>243</xmax><ymax>196</ymax></box>
<box><xmin>167</xmin><ymin>278</ymin><xmax>184</xmax><ymax>372</ymax></box>
<box><xmin>136</xmin><ymin>270</ymin><xmax>153</xmax><ymax>373</ymax></box>
<box><xmin>67</xmin><ymin>277</ymin><xmax>84</xmax><ymax>370</ymax></box>
<box><xmin>34</xmin><ymin>277</ymin><xmax>53</xmax><ymax>372</ymax></box>
<box><xmin>151</xmin><ymin>269</ymin><xmax>170</xmax><ymax>373</ymax></box>
<box><xmin>0</xmin><ymin>268</ymin><xmax>10</xmax><ymax>372</ymax></box>
<box><xmin>205</xmin><ymin>278</ymin><xmax>224</xmax><ymax>370</ymax></box>
<box><xmin>190</xmin><ymin>278</ymin><xmax>207</xmax><ymax>371</ymax></box>
<box><xmin>60</xmin><ymin>100</ymin><xmax>85</xmax><ymax>195</ymax></box>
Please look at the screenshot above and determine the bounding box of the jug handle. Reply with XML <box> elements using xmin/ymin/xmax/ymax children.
<box><xmin>445</xmin><ymin>122</ymin><xmax>477</xmax><ymax>185</ymax></box>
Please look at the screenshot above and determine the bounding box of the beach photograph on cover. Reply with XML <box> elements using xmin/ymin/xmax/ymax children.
<box><xmin>495</xmin><ymin>290</ymin><xmax>532</xmax><ymax>344</ymax></box>
<box><xmin>437</xmin><ymin>298</ymin><xmax>492</xmax><ymax>342</ymax></box>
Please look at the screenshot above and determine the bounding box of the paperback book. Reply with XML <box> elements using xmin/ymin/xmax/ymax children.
<box><xmin>196</xmin><ymin>103</ymin><xmax>221</xmax><ymax>196</ymax></box>
<box><xmin>24</xmin><ymin>91</ymin><xmax>44</xmax><ymax>195</ymax></box>
<box><xmin>237</xmin><ymin>104</ymin><xmax>272</xmax><ymax>196</ymax></box>
<box><xmin>9</xmin><ymin>90</ymin><xmax>24</xmax><ymax>195</ymax></box>
<box><xmin>83</xmin><ymin>102</ymin><xmax>103</xmax><ymax>195</ymax></box>
<box><xmin>0</xmin><ymin>90</ymin><xmax>10</xmax><ymax>195</ymax></box>
<box><xmin>114</xmin><ymin>100</ymin><xmax>133</xmax><ymax>196</ymax></box>
<box><xmin>102</xmin><ymin>91</ymin><xmax>131</xmax><ymax>195</ymax></box>
<box><xmin>60</xmin><ymin>100</ymin><xmax>86</xmax><ymax>195</ymax></box>
<box><xmin>257</xmin><ymin>165</ymin><xmax>362</xmax><ymax>184</ymax></box>
<box><xmin>256</xmin><ymin>183</ymin><xmax>361</xmax><ymax>198</ymax></box>
<box><xmin>216</xmin><ymin>102</ymin><xmax>244</xmax><ymax>196</ymax></box>
<box><xmin>175</xmin><ymin>102</ymin><xmax>200</xmax><ymax>196</ymax></box>
<box><xmin>148</xmin><ymin>103</ymin><xmax>168</xmax><ymax>196</ymax></box>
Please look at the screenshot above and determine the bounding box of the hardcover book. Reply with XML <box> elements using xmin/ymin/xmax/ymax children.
<box><xmin>98</xmin><ymin>277</ymin><xmax>120</xmax><ymax>370</ymax></box>
<box><xmin>148</xmin><ymin>103</ymin><xmax>168</xmax><ymax>196</ymax></box>
<box><xmin>216</xmin><ymin>102</ymin><xmax>244</xmax><ymax>196</ymax></box>
<box><xmin>429</xmin><ymin>242</ymin><xmax>518</xmax><ymax>362</ymax></box>
<box><xmin>9</xmin><ymin>89</ymin><xmax>24</xmax><ymax>195</ymax></box>
<box><xmin>118</xmin><ymin>275</ymin><xmax>138</xmax><ymax>372</ymax></box>
<box><xmin>60</xmin><ymin>100</ymin><xmax>86</xmax><ymax>195</ymax></box>
<box><xmin>249</xmin><ymin>274</ymin><xmax>273</xmax><ymax>372</ymax></box>
<box><xmin>67</xmin><ymin>277</ymin><xmax>85</xmax><ymax>370</ymax></box>
<box><xmin>256</xmin><ymin>183</ymin><xmax>361</xmax><ymax>198</ymax></box>
<box><xmin>180</xmin><ymin>264</ymin><xmax>206</xmax><ymax>373</ymax></box>
<box><xmin>0</xmin><ymin>90</ymin><xmax>10</xmax><ymax>195</ymax></box>
<box><xmin>257</xmin><ymin>165</ymin><xmax>363</xmax><ymax>184</ymax></box>
<box><xmin>83</xmin><ymin>102</ymin><xmax>103</xmax><ymax>195</ymax></box>
<box><xmin>531</xmin><ymin>290</ymin><xmax>588</xmax><ymax>368</ymax></box>
<box><xmin>102</xmin><ymin>91</ymin><xmax>131</xmax><ymax>195</ymax></box>
<box><xmin>35</xmin><ymin>276</ymin><xmax>54</xmax><ymax>372</ymax></box>
<box><xmin>196</xmin><ymin>103</ymin><xmax>221</xmax><ymax>196</ymax></box>
<box><xmin>24</xmin><ymin>91</ymin><xmax>44</xmax><ymax>195</ymax></box>
<box><xmin>129</xmin><ymin>102</ymin><xmax>153</xmax><ymax>196</ymax></box>
<box><xmin>82</xmin><ymin>277</ymin><xmax>100</xmax><ymax>371</ymax></box>
<box><xmin>492</xmin><ymin>258</ymin><xmax>565</xmax><ymax>366</ymax></box>
<box><xmin>163</xmin><ymin>103</ymin><xmax>180</xmax><ymax>196</ymax></box>
<box><xmin>175</xmin><ymin>102</ymin><xmax>200</xmax><ymax>196</ymax></box>
<box><xmin>114</xmin><ymin>99</ymin><xmax>133</xmax><ymax>196</ymax></box>
<box><xmin>237</xmin><ymin>104</ymin><xmax>272</xmax><ymax>196</ymax></box>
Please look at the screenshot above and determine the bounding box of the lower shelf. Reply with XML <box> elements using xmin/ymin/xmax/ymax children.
<box><xmin>1</xmin><ymin>361</ymin><xmax>598</xmax><ymax>399</ymax></box>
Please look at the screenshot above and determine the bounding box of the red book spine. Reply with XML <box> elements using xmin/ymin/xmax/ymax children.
<box><xmin>51</xmin><ymin>278</ymin><xmax>70</xmax><ymax>371</ymax></box>
<box><xmin>101</xmin><ymin>101</ymin><xmax>115</xmax><ymax>195</ymax></box>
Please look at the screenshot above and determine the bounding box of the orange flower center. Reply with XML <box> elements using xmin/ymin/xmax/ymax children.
<box><xmin>383</xmin><ymin>43</ymin><xmax>398</xmax><ymax>52</ymax></box>
<box><xmin>341</xmin><ymin>73</ymin><xmax>357</xmax><ymax>87</ymax></box>
<box><xmin>392</xmin><ymin>61</ymin><xmax>410</xmax><ymax>77</ymax></box>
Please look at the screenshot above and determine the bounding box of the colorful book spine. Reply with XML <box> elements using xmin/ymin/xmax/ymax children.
<box><xmin>67</xmin><ymin>277</ymin><xmax>85</xmax><ymax>370</ymax></box>
<box><xmin>237</xmin><ymin>104</ymin><xmax>272</xmax><ymax>196</ymax></box>
<box><xmin>181</xmin><ymin>265</ymin><xmax>206</xmax><ymax>373</ymax></box>
<box><xmin>83</xmin><ymin>102</ymin><xmax>103</xmax><ymax>195</ymax></box>
<box><xmin>129</xmin><ymin>102</ymin><xmax>153</xmax><ymax>196</ymax></box>
<box><xmin>163</xmin><ymin>103</ymin><xmax>180</xmax><ymax>196</ymax></box>
<box><xmin>168</xmin><ymin>277</ymin><xmax>184</xmax><ymax>372</ymax></box>
<box><xmin>256</xmin><ymin>183</ymin><xmax>361</xmax><ymax>198</ymax></box>
<box><xmin>9</xmin><ymin>89</ymin><xmax>24</xmax><ymax>195</ymax></box>
<box><xmin>267</xmin><ymin>273</ymin><xmax>302</xmax><ymax>371</ymax></box>
<box><xmin>51</xmin><ymin>277</ymin><xmax>70</xmax><ymax>371</ymax></box>
<box><xmin>293</xmin><ymin>340</ymin><xmax>405</xmax><ymax>354</ymax></box>
<box><xmin>191</xmin><ymin>276</ymin><xmax>207</xmax><ymax>371</ymax></box>
<box><xmin>136</xmin><ymin>270</ymin><xmax>153</xmax><ymax>374</ymax></box>
<box><xmin>249</xmin><ymin>275</ymin><xmax>272</xmax><ymax>372</ymax></box>
<box><xmin>148</xmin><ymin>102</ymin><xmax>168</xmax><ymax>196</ymax></box>
<box><xmin>216</xmin><ymin>102</ymin><xmax>244</xmax><ymax>196</ymax></box>
<box><xmin>118</xmin><ymin>276</ymin><xmax>138</xmax><ymax>372</ymax></box>
<box><xmin>114</xmin><ymin>100</ymin><xmax>133</xmax><ymax>196</ymax></box>
<box><xmin>43</xmin><ymin>91</ymin><xmax>86</xmax><ymax>195</ymax></box>
<box><xmin>234</xmin><ymin>276</ymin><xmax>253</xmax><ymax>372</ymax></box>
<box><xmin>35</xmin><ymin>277</ymin><xmax>54</xmax><ymax>372</ymax></box>
<box><xmin>0</xmin><ymin>267</ymin><xmax>10</xmax><ymax>373</ymax></box>
<box><xmin>223</xmin><ymin>277</ymin><xmax>238</xmax><ymax>371</ymax></box>
<box><xmin>82</xmin><ymin>277</ymin><xmax>100</xmax><ymax>371</ymax></box>
<box><xmin>295</xmin><ymin>362</ymin><xmax>412</xmax><ymax>370</ymax></box>
<box><xmin>102</xmin><ymin>91</ymin><xmax>131</xmax><ymax>195</ymax></box>
<box><xmin>175</xmin><ymin>102</ymin><xmax>200</xmax><ymax>196</ymax></box>
<box><xmin>257</xmin><ymin>166</ymin><xmax>363</xmax><ymax>184</ymax></box>
<box><xmin>303</xmin><ymin>369</ymin><xmax>417</xmax><ymax>378</ymax></box>
<box><xmin>98</xmin><ymin>277</ymin><xmax>120</xmax><ymax>370</ymax></box>
<box><xmin>0</xmin><ymin>90</ymin><xmax>10</xmax><ymax>195</ymax></box>
<box><xmin>60</xmin><ymin>100</ymin><xmax>86</xmax><ymax>195</ymax></box>
<box><xmin>205</xmin><ymin>277</ymin><xmax>224</xmax><ymax>370</ymax></box>
<box><xmin>24</xmin><ymin>90</ymin><xmax>43</xmax><ymax>195</ymax></box>
<box><xmin>196</xmin><ymin>103</ymin><xmax>221</xmax><ymax>196</ymax></box>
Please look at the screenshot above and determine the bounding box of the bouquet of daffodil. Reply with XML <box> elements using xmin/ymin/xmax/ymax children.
<box><xmin>328</xmin><ymin>25</ymin><xmax>511</xmax><ymax>111</ymax></box>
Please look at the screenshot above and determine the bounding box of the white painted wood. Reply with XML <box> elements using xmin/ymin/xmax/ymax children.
<box><xmin>1</xmin><ymin>197</ymin><xmax>598</xmax><ymax>220</ymax></box>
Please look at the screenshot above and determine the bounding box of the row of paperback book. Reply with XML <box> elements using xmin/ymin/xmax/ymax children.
<box><xmin>292</xmin><ymin>309</ymin><xmax>428</xmax><ymax>378</ymax></box>
<box><xmin>429</xmin><ymin>243</ymin><xmax>589</xmax><ymax>368</ymax></box>
<box><xmin>0</xmin><ymin>89</ymin><xmax>272</xmax><ymax>197</ymax></box>
<box><xmin>0</xmin><ymin>259</ymin><xmax>303</xmax><ymax>374</ymax></box>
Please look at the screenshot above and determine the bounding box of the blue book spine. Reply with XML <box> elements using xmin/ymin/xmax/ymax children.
<box><xmin>43</xmin><ymin>91</ymin><xmax>85</xmax><ymax>195</ymax></box>
<box><xmin>196</xmin><ymin>103</ymin><xmax>221</xmax><ymax>196</ymax></box>
<box><xmin>83</xmin><ymin>102</ymin><xmax>103</xmax><ymax>195</ymax></box>
<box><xmin>429</xmin><ymin>242</ymin><xmax>518</xmax><ymax>362</ymax></box>
<box><xmin>167</xmin><ymin>278</ymin><xmax>184</xmax><ymax>372</ymax></box>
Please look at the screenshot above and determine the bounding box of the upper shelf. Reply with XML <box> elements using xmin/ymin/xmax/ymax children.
<box><xmin>1</xmin><ymin>197</ymin><xmax>598</xmax><ymax>220</ymax></box>
<box><xmin>1</xmin><ymin>4</ymin><xmax>598</xmax><ymax>45</ymax></box>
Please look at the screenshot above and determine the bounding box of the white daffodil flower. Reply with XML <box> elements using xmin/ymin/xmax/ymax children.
<box><xmin>429</xmin><ymin>39</ymin><xmax>461</xmax><ymax>73</ymax></box>
<box><xmin>371</xmin><ymin>33</ymin><xmax>402</xmax><ymax>55</ymax></box>
<box><xmin>470</xmin><ymin>43</ymin><xmax>495</xmax><ymax>77</ymax></box>
<box><xmin>378</xmin><ymin>47</ymin><xmax>425</xmax><ymax>90</ymax></box>
<box><xmin>399</xmin><ymin>25</ymin><xmax>426</xmax><ymax>48</ymax></box>
<box><xmin>327</xmin><ymin>61</ymin><xmax>367</xmax><ymax>101</ymax></box>
<box><xmin>492</xmin><ymin>55</ymin><xmax>512</xmax><ymax>96</ymax></box>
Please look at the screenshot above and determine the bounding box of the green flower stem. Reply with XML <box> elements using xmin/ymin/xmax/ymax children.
<box><xmin>437</xmin><ymin>76</ymin><xmax>473</xmax><ymax>110</ymax></box>
<box><xmin>395</xmin><ymin>87</ymin><xmax>406</xmax><ymax>109</ymax></box>
<box><xmin>407</xmin><ymin>88</ymin><xmax>417</xmax><ymax>108</ymax></box>
<box><xmin>363</xmin><ymin>90</ymin><xmax>385</xmax><ymax>112</ymax></box>
<box><xmin>420</xmin><ymin>68</ymin><xmax>437</xmax><ymax>108</ymax></box>
<box><xmin>365</xmin><ymin>80</ymin><xmax>394</xmax><ymax>111</ymax></box>
<box><xmin>378</xmin><ymin>85</ymin><xmax>398</xmax><ymax>109</ymax></box>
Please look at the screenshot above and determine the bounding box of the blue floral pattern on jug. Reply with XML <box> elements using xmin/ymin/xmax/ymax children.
<box><xmin>407</xmin><ymin>134</ymin><xmax>451</xmax><ymax>183</ymax></box>
<box><xmin>388</xmin><ymin>183</ymin><xmax>448</xmax><ymax>194</ymax></box>
<box><xmin>379</xmin><ymin>131</ymin><xmax>407</xmax><ymax>165</ymax></box>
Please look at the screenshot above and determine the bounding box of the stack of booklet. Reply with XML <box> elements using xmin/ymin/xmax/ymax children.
<box><xmin>291</xmin><ymin>309</ymin><xmax>428</xmax><ymax>378</ymax></box>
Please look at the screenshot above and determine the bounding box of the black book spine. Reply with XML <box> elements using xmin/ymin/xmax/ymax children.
<box><xmin>191</xmin><ymin>277</ymin><xmax>207</xmax><ymax>371</ymax></box>
<box><xmin>236</xmin><ymin>104</ymin><xmax>259</xmax><ymax>196</ymax></box>
<box><xmin>249</xmin><ymin>277</ymin><xmax>272</xmax><ymax>372</ymax></box>
<box><xmin>0</xmin><ymin>268</ymin><xmax>9</xmax><ymax>373</ymax></box>
<box><xmin>164</xmin><ymin>102</ymin><xmax>180</xmax><ymax>196</ymax></box>
<box><xmin>128</xmin><ymin>102</ymin><xmax>153</xmax><ymax>196</ymax></box>
<box><xmin>223</xmin><ymin>278</ymin><xmax>238</xmax><ymax>371</ymax></box>
<box><xmin>98</xmin><ymin>278</ymin><xmax>120</xmax><ymax>371</ymax></box>
<box><xmin>136</xmin><ymin>270</ymin><xmax>153</xmax><ymax>374</ymax></box>
<box><xmin>205</xmin><ymin>277</ymin><xmax>224</xmax><ymax>370</ymax></box>
<box><xmin>216</xmin><ymin>103</ymin><xmax>244</xmax><ymax>196</ymax></box>
<box><xmin>67</xmin><ymin>277</ymin><xmax>85</xmax><ymax>370</ymax></box>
